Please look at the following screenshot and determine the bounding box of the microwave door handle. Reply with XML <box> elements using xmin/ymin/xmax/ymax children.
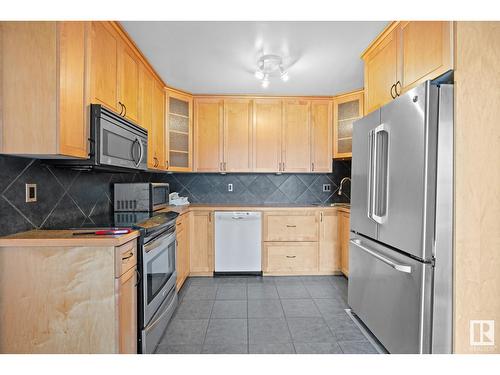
<box><xmin>137</xmin><ymin>137</ymin><xmax>144</xmax><ymax>166</ymax></box>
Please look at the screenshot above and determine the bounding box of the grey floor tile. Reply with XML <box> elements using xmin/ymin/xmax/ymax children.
<box><xmin>216</xmin><ymin>285</ymin><xmax>247</xmax><ymax>300</ymax></box>
<box><xmin>276</xmin><ymin>284</ymin><xmax>310</xmax><ymax>299</ymax></box>
<box><xmin>211</xmin><ymin>300</ymin><xmax>247</xmax><ymax>318</ymax></box>
<box><xmin>338</xmin><ymin>340</ymin><xmax>378</xmax><ymax>354</ymax></box>
<box><xmin>294</xmin><ymin>342</ymin><xmax>343</xmax><ymax>354</ymax></box>
<box><xmin>248</xmin><ymin>318</ymin><xmax>292</xmax><ymax>344</ymax></box>
<box><xmin>281</xmin><ymin>299</ymin><xmax>322</xmax><ymax>318</ymax></box>
<box><xmin>248</xmin><ymin>299</ymin><xmax>284</xmax><ymax>318</ymax></box>
<box><xmin>247</xmin><ymin>276</ymin><xmax>276</xmax><ymax>285</ymax></box>
<box><xmin>330</xmin><ymin>276</ymin><xmax>348</xmax><ymax>297</ymax></box>
<box><xmin>173</xmin><ymin>299</ymin><xmax>214</xmax><ymax>320</ymax></box>
<box><xmin>300</xmin><ymin>276</ymin><xmax>335</xmax><ymax>283</ymax></box>
<box><xmin>205</xmin><ymin>319</ymin><xmax>248</xmax><ymax>345</ymax></box>
<box><xmin>287</xmin><ymin>317</ymin><xmax>337</xmax><ymax>343</ymax></box>
<box><xmin>274</xmin><ymin>276</ymin><xmax>304</xmax><ymax>285</ymax></box>
<box><xmin>249</xmin><ymin>343</ymin><xmax>295</xmax><ymax>354</ymax></box>
<box><xmin>215</xmin><ymin>277</ymin><xmax>249</xmax><ymax>285</ymax></box>
<box><xmin>304</xmin><ymin>282</ymin><xmax>341</xmax><ymax>299</ymax></box>
<box><xmin>247</xmin><ymin>284</ymin><xmax>279</xmax><ymax>299</ymax></box>
<box><xmin>188</xmin><ymin>277</ymin><xmax>219</xmax><ymax>286</ymax></box>
<box><xmin>323</xmin><ymin>313</ymin><xmax>366</xmax><ymax>341</ymax></box>
<box><xmin>155</xmin><ymin>344</ymin><xmax>202</xmax><ymax>354</ymax></box>
<box><xmin>183</xmin><ymin>285</ymin><xmax>218</xmax><ymax>300</ymax></box>
<box><xmin>162</xmin><ymin>319</ymin><xmax>209</xmax><ymax>345</ymax></box>
<box><xmin>201</xmin><ymin>343</ymin><xmax>248</xmax><ymax>354</ymax></box>
<box><xmin>314</xmin><ymin>298</ymin><xmax>348</xmax><ymax>318</ymax></box>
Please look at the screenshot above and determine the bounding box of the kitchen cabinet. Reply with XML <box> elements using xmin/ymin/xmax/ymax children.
<box><xmin>167</xmin><ymin>90</ymin><xmax>193</xmax><ymax>172</ymax></box>
<box><xmin>117</xmin><ymin>43</ymin><xmax>140</xmax><ymax>123</ymax></box>
<box><xmin>362</xmin><ymin>21</ymin><xmax>452</xmax><ymax>114</ymax></box>
<box><xmin>263</xmin><ymin>242</ymin><xmax>319</xmax><ymax>275</ymax></box>
<box><xmin>0</xmin><ymin>236</ymin><xmax>139</xmax><ymax>353</ymax></box>
<box><xmin>333</xmin><ymin>90</ymin><xmax>364</xmax><ymax>159</ymax></box>
<box><xmin>282</xmin><ymin>100</ymin><xmax>311</xmax><ymax>172</ymax></box>
<box><xmin>194</xmin><ymin>98</ymin><xmax>224</xmax><ymax>172</ymax></box>
<box><xmin>223</xmin><ymin>99</ymin><xmax>253</xmax><ymax>172</ymax></box>
<box><xmin>175</xmin><ymin>213</ymin><xmax>190</xmax><ymax>290</ymax></box>
<box><xmin>253</xmin><ymin>98</ymin><xmax>283</xmax><ymax>172</ymax></box>
<box><xmin>189</xmin><ymin>211</ymin><xmax>214</xmax><ymax>276</ymax></box>
<box><xmin>264</xmin><ymin>211</ymin><xmax>318</xmax><ymax>242</ymax></box>
<box><xmin>0</xmin><ymin>21</ymin><xmax>88</xmax><ymax>158</ymax></box>
<box><xmin>310</xmin><ymin>100</ymin><xmax>333</xmax><ymax>171</ymax></box>
<box><xmin>319</xmin><ymin>210</ymin><xmax>341</xmax><ymax>273</ymax></box>
<box><xmin>138</xmin><ymin>65</ymin><xmax>155</xmax><ymax>169</ymax></box>
<box><xmin>339</xmin><ymin>210</ymin><xmax>351</xmax><ymax>277</ymax></box>
<box><xmin>151</xmin><ymin>81</ymin><xmax>166</xmax><ymax>170</ymax></box>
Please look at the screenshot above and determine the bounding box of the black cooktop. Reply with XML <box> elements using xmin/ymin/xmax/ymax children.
<box><xmin>45</xmin><ymin>210</ymin><xmax>179</xmax><ymax>236</ymax></box>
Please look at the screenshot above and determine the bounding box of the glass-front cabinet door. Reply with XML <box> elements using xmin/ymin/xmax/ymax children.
<box><xmin>166</xmin><ymin>89</ymin><xmax>193</xmax><ymax>171</ymax></box>
<box><xmin>333</xmin><ymin>89</ymin><xmax>364</xmax><ymax>159</ymax></box>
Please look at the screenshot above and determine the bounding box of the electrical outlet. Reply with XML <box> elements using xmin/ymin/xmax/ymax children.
<box><xmin>25</xmin><ymin>183</ymin><xmax>37</xmax><ymax>203</ymax></box>
<box><xmin>228</xmin><ymin>183</ymin><xmax>233</xmax><ymax>192</ymax></box>
<box><xmin>323</xmin><ymin>184</ymin><xmax>331</xmax><ymax>192</ymax></box>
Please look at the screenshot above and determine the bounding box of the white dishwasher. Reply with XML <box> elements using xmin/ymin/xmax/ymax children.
<box><xmin>215</xmin><ymin>211</ymin><xmax>262</xmax><ymax>274</ymax></box>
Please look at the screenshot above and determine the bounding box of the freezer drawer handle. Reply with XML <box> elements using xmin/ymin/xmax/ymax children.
<box><xmin>350</xmin><ymin>239</ymin><xmax>412</xmax><ymax>274</ymax></box>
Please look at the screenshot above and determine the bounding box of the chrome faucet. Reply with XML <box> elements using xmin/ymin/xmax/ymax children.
<box><xmin>338</xmin><ymin>177</ymin><xmax>351</xmax><ymax>196</ymax></box>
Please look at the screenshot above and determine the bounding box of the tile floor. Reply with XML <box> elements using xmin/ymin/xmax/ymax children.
<box><xmin>155</xmin><ymin>275</ymin><xmax>379</xmax><ymax>354</ymax></box>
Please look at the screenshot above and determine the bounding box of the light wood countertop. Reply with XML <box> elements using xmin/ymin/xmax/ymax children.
<box><xmin>162</xmin><ymin>204</ymin><xmax>351</xmax><ymax>216</ymax></box>
<box><xmin>0</xmin><ymin>229</ymin><xmax>140</xmax><ymax>247</ymax></box>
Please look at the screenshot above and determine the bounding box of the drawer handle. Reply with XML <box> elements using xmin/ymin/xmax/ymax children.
<box><xmin>286</xmin><ymin>225</ymin><xmax>296</xmax><ymax>228</ymax></box>
<box><xmin>122</xmin><ymin>252</ymin><xmax>134</xmax><ymax>261</ymax></box>
<box><xmin>286</xmin><ymin>255</ymin><xmax>296</xmax><ymax>259</ymax></box>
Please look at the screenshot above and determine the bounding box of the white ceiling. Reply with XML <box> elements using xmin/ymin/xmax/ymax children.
<box><xmin>121</xmin><ymin>21</ymin><xmax>388</xmax><ymax>96</ymax></box>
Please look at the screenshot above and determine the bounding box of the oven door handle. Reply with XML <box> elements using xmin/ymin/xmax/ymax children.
<box><xmin>144</xmin><ymin>232</ymin><xmax>176</xmax><ymax>254</ymax></box>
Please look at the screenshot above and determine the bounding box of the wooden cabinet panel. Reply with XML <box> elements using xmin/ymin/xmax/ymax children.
<box><xmin>253</xmin><ymin>99</ymin><xmax>283</xmax><ymax>172</ymax></box>
<box><xmin>363</xmin><ymin>28</ymin><xmax>398</xmax><ymax>114</ymax></box>
<box><xmin>399</xmin><ymin>21</ymin><xmax>452</xmax><ymax>92</ymax></box>
<box><xmin>176</xmin><ymin>213</ymin><xmax>190</xmax><ymax>290</ymax></box>
<box><xmin>115</xmin><ymin>239</ymin><xmax>137</xmax><ymax>277</ymax></box>
<box><xmin>117</xmin><ymin>266</ymin><xmax>137</xmax><ymax>354</ymax></box>
<box><xmin>224</xmin><ymin>99</ymin><xmax>253</xmax><ymax>172</ymax></box>
<box><xmin>263</xmin><ymin>242</ymin><xmax>318</xmax><ymax>275</ymax></box>
<box><xmin>283</xmin><ymin>100</ymin><xmax>311</xmax><ymax>172</ymax></box>
<box><xmin>310</xmin><ymin>100</ymin><xmax>332</xmax><ymax>172</ymax></box>
<box><xmin>189</xmin><ymin>211</ymin><xmax>214</xmax><ymax>275</ymax></box>
<box><xmin>167</xmin><ymin>90</ymin><xmax>193</xmax><ymax>172</ymax></box>
<box><xmin>264</xmin><ymin>211</ymin><xmax>318</xmax><ymax>242</ymax></box>
<box><xmin>117</xmin><ymin>44</ymin><xmax>139</xmax><ymax>122</ymax></box>
<box><xmin>138</xmin><ymin>66</ymin><xmax>156</xmax><ymax>169</ymax></box>
<box><xmin>319</xmin><ymin>210</ymin><xmax>341</xmax><ymax>273</ymax></box>
<box><xmin>339</xmin><ymin>211</ymin><xmax>351</xmax><ymax>277</ymax></box>
<box><xmin>333</xmin><ymin>90</ymin><xmax>364</xmax><ymax>159</ymax></box>
<box><xmin>194</xmin><ymin>99</ymin><xmax>223</xmax><ymax>172</ymax></box>
<box><xmin>90</xmin><ymin>22</ymin><xmax>119</xmax><ymax>112</ymax></box>
<box><xmin>152</xmin><ymin>81</ymin><xmax>166</xmax><ymax>170</ymax></box>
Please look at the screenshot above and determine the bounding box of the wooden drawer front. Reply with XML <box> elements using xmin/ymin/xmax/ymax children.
<box><xmin>115</xmin><ymin>240</ymin><xmax>137</xmax><ymax>277</ymax></box>
<box><xmin>176</xmin><ymin>214</ymin><xmax>187</xmax><ymax>233</ymax></box>
<box><xmin>264</xmin><ymin>212</ymin><xmax>318</xmax><ymax>241</ymax></box>
<box><xmin>264</xmin><ymin>242</ymin><xmax>318</xmax><ymax>274</ymax></box>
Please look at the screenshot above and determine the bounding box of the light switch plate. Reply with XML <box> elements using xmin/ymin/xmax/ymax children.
<box><xmin>323</xmin><ymin>184</ymin><xmax>331</xmax><ymax>192</ymax></box>
<box><xmin>228</xmin><ymin>183</ymin><xmax>233</xmax><ymax>192</ymax></box>
<box><xmin>25</xmin><ymin>183</ymin><xmax>37</xmax><ymax>203</ymax></box>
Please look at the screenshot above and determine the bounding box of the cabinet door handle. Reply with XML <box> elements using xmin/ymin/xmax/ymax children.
<box><xmin>390</xmin><ymin>84</ymin><xmax>397</xmax><ymax>99</ymax></box>
<box><xmin>286</xmin><ymin>255</ymin><xmax>296</xmax><ymax>259</ymax></box>
<box><xmin>118</xmin><ymin>102</ymin><xmax>124</xmax><ymax>116</ymax></box>
<box><xmin>395</xmin><ymin>81</ymin><xmax>402</xmax><ymax>96</ymax></box>
<box><xmin>123</xmin><ymin>104</ymin><xmax>127</xmax><ymax>117</ymax></box>
<box><xmin>312</xmin><ymin>162</ymin><xmax>315</xmax><ymax>171</ymax></box>
<box><xmin>166</xmin><ymin>160</ymin><xmax>169</xmax><ymax>169</ymax></box>
<box><xmin>320</xmin><ymin>212</ymin><xmax>323</xmax><ymax>222</ymax></box>
<box><xmin>286</xmin><ymin>225</ymin><xmax>296</xmax><ymax>228</ymax></box>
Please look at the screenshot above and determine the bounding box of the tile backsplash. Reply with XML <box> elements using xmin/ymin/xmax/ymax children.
<box><xmin>0</xmin><ymin>154</ymin><xmax>350</xmax><ymax>237</ymax></box>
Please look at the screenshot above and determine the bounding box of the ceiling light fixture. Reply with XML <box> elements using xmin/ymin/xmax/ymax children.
<box><xmin>254</xmin><ymin>54</ymin><xmax>289</xmax><ymax>88</ymax></box>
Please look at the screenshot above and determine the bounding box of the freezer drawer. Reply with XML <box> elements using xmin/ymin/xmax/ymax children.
<box><xmin>348</xmin><ymin>235</ymin><xmax>433</xmax><ymax>354</ymax></box>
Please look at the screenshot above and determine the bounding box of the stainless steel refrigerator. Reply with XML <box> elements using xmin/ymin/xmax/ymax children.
<box><xmin>348</xmin><ymin>80</ymin><xmax>453</xmax><ymax>354</ymax></box>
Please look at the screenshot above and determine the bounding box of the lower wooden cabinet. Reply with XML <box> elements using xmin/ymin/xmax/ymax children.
<box><xmin>319</xmin><ymin>210</ymin><xmax>341</xmax><ymax>273</ymax></box>
<box><xmin>264</xmin><ymin>211</ymin><xmax>318</xmax><ymax>242</ymax></box>
<box><xmin>263</xmin><ymin>242</ymin><xmax>319</xmax><ymax>275</ymax></box>
<box><xmin>189</xmin><ymin>211</ymin><xmax>214</xmax><ymax>276</ymax></box>
<box><xmin>339</xmin><ymin>211</ymin><xmax>351</xmax><ymax>276</ymax></box>
<box><xmin>117</xmin><ymin>265</ymin><xmax>138</xmax><ymax>354</ymax></box>
<box><xmin>175</xmin><ymin>213</ymin><xmax>190</xmax><ymax>290</ymax></box>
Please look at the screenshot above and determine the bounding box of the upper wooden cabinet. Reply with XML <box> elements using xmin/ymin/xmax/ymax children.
<box><xmin>138</xmin><ymin>65</ymin><xmax>155</xmax><ymax>169</ymax></box>
<box><xmin>362</xmin><ymin>21</ymin><xmax>453</xmax><ymax>114</ymax></box>
<box><xmin>310</xmin><ymin>100</ymin><xmax>332</xmax><ymax>171</ymax></box>
<box><xmin>166</xmin><ymin>90</ymin><xmax>193</xmax><ymax>172</ymax></box>
<box><xmin>332</xmin><ymin>90</ymin><xmax>364</xmax><ymax>159</ymax></box>
<box><xmin>117</xmin><ymin>44</ymin><xmax>140</xmax><ymax>123</ymax></box>
<box><xmin>194</xmin><ymin>97</ymin><xmax>332</xmax><ymax>173</ymax></box>
<box><xmin>0</xmin><ymin>22</ymin><xmax>88</xmax><ymax>158</ymax></box>
<box><xmin>283</xmin><ymin>100</ymin><xmax>311</xmax><ymax>173</ymax></box>
<box><xmin>151</xmin><ymin>81</ymin><xmax>166</xmax><ymax>170</ymax></box>
<box><xmin>223</xmin><ymin>99</ymin><xmax>253</xmax><ymax>172</ymax></box>
<box><xmin>194</xmin><ymin>98</ymin><xmax>223</xmax><ymax>172</ymax></box>
<box><xmin>253</xmin><ymin>99</ymin><xmax>283</xmax><ymax>172</ymax></box>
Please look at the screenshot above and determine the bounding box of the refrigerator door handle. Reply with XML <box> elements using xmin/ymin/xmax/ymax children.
<box><xmin>350</xmin><ymin>239</ymin><xmax>412</xmax><ymax>274</ymax></box>
<box><xmin>367</xmin><ymin>129</ymin><xmax>376</xmax><ymax>221</ymax></box>
<box><xmin>371</xmin><ymin>123</ymin><xmax>389</xmax><ymax>224</ymax></box>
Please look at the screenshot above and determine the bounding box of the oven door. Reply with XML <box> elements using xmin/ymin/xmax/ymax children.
<box><xmin>97</xmin><ymin>111</ymin><xmax>148</xmax><ymax>171</ymax></box>
<box><xmin>142</xmin><ymin>229</ymin><xmax>177</xmax><ymax>325</ymax></box>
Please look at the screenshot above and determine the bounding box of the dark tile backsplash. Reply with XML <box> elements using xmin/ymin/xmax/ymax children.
<box><xmin>0</xmin><ymin>154</ymin><xmax>350</xmax><ymax>237</ymax></box>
